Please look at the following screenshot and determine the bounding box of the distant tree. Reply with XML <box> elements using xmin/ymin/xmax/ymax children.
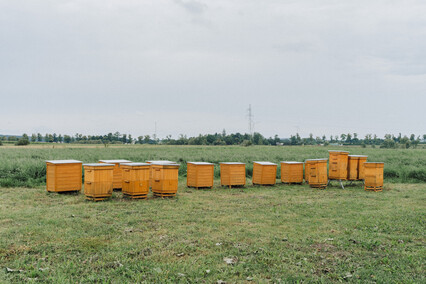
<box><xmin>37</xmin><ymin>133</ymin><xmax>42</xmax><ymax>142</ymax></box>
<box><xmin>423</xmin><ymin>134</ymin><xmax>426</xmax><ymax>142</ymax></box>
<box><xmin>31</xmin><ymin>134</ymin><xmax>37</xmax><ymax>142</ymax></box>
<box><xmin>8</xmin><ymin>136</ymin><xmax>17</xmax><ymax>142</ymax></box>
<box><xmin>410</xmin><ymin>134</ymin><xmax>415</xmax><ymax>141</ymax></box>
<box><xmin>44</xmin><ymin>133</ymin><xmax>49</xmax><ymax>142</ymax></box>
<box><xmin>144</xmin><ymin>135</ymin><xmax>151</xmax><ymax>144</ymax></box>
<box><xmin>16</xmin><ymin>134</ymin><xmax>30</xmax><ymax>146</ymax></box>
<box><xmin>340</xmin><ymin>134</ymin><xmax>346</xmax><ymax>143</ymax></box>
<box><xmin>48</xmin><ymin>134</ymin><xmax>54</xmax><ymax>143</ymax></box>
<box><xmin>58</xmin><ymin>134</ymin><xmax>63</xmax><ymax>143</ymax></box>
<box><xmin>346</xmin><ymin>133</ymin><xmax>352</xmax><ymax>144</ymax></box>
<box><xmin>63</xmin><ymin>135</ymin><xmax>71</xmax><ymax>143</ymax></box>
<box><xmin>128</xmin><ymin>134</ymin><xmax>132</xmax><ymax>144</ymax></box>
<box><xmin>412</xmin><ymin>136</ymin><xmax>420</xmax><ymax>148</ymax></box>
<box><xmin>53</xmin><ymin>133</ymin><xmax>58</xmax><ymax>143</ymax></box>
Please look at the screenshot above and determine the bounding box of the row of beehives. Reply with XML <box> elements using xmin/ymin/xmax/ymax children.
<box><xmin>45</xmin><ymin>151</ymin><xmax>384</xmax><ymax>201</ymax></box>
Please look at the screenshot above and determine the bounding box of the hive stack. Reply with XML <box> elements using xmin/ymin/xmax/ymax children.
<box><xmin>83</xmin><ymin>163</ymin><xmax>114</xmax><ymax>201</ymax></box>
<box><xmin>146</xmin><ymin>160</ymin><xmax>174</xmax><ymax>188</ymax></box>
<box><xmin>364</xmin><ymin>162</ymin><xmax>384</xmax><ymax>191</ymax></box>
<box><xmin>347</xmin><ymin>155</ymin><xmax>360</xmax><ymax>181</ymax></box>
<box><xmin>281</xmin><ymin>161</ymin><xmax>304</xmax><ymax>184</ymax></box>
<box><xmin>252</xmin><ymin>162</ymin><xmax>277</xmax><ymax>185</ymax></box>
<box><xmin>150</xmin><ymin>162</ymin><xmax>180</xmax><ymax>197</ymax></box>
<box><xmin>305</xmin><ymin>159</ymin><xmax>328</xmax><ymax>189</ymax></box>
<box><xmin>187</xmin><ymin>162</ymin><xmax>214</xmax><ymax>189</ymax></box>
<box><xmin>220</xmin><ymin>162</ymin><xmax>246</xmax><ymax>188</ymax></box>
<box><xmin>357</xmin><ymin>156</ymin><xmax>368</xmax><ymax>180</ymax></box>
<box><xmin>99</xmin><ymin>159</ymin><xmax>132</xmax><ymax>190</ymax></box>
<box><xmin>46</xmin><ymin>160</ymin><xmax>82</xmax><ymax>193</ymax></box>
<box><xmin>121</xmin><ymin>163</ymin><xmax>150</xmax><ymax>199</ymax></box>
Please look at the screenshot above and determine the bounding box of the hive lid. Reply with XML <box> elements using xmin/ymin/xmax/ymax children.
<box><xmin>84</xmin><ymin>163</ymin><xmax>115</xmax><ymax>167</ymax></box>
<box><xmin>120</xmin><ymin>162</ymin><xmax>150</xmax><ymax>166</ymax></box>
<box><xmin>187</xmin><ymin>162</ymin><xmax>214</xmax><ymax>165</ymax></box>
<box><xmin>150</xmin><ymin>162</ymin><xmax>180</xmax><ymax>166</ymax></box>
<box><xmin>254</xmin><ymin>161</ymin><xmax>277</xmax><ymax>166</ymax></box>
<box><xmin>348</xmin><ymin>155</ymin><xmax>368</xmax><ymax>158</ymax></box>
<box><xmin>219</xmin><ymin>162</ymin><xmax>245</xmax><ymax>165</ymax></box>
<box><xmin>328</xmin><ymin>150</ymin><xmax>349</xmax><ymax>153</ymax></box>
<box><xmin>99</xmin><ymin>159</ymin><xmax>132</xmax><ymax>164</ymax></box>
<box><xmin>146</xmin><ymin>160</ymin><xmax>174</xmax><ymax>164</ymax></box>
<box><xmin>364</xmin><ymin>162</ymin><xmax>384</xmax><ymax>164</ymax></box>
<box><xmin>305</xmin><ymin>158</ymin><xmax>328</xmax><ymax>162</ymax></box>
<box><xmin>281</xmin><ymin>161</ymin><xmax>304</xmax><ymax>164</ymax></box>
<box><xmin>46</xmin><ymin>159</ymin><xmax>82</xmax><ymax>164</ymax></box>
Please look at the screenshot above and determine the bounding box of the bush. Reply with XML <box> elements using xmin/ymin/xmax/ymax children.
<box><xmin>241</xmin><ymin>140</ymin><xmax>252</xmax><ymax>147</ymax></box>
<box><xmin>407</xmin><ymin>169</ymin><xmax>426</xmax><ymax>182</ymax></box>
<box><xmin>15</xmin><ymin>138</ymin><xmax>30</xmax><ymax>146</ymax></box>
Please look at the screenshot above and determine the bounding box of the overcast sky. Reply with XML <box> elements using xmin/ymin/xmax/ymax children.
<box><xmin>0</xmin><ymin>0</ymin><xmax>425</xmax><ymax>138</ymax></box>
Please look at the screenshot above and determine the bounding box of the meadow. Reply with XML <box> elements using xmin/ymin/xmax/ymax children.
<box><xmin>0</xmin><ymin>145</ymin><xmax>425</xmax><ymax>282</ymax></box>
<box><xmin>0</xmin><ymin>144</ymin><xmax>425</xmax><ymax>188</ymax></box>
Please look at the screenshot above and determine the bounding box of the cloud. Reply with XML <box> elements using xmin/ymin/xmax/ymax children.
<box><xmin>174</xmin><ymin>0</ymin><xmax>206</xmax><ymax>15</ymax></box>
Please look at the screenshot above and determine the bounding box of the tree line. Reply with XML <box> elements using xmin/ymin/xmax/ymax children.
<box><xmin>0</xmin><ymin>131</ymin><xmax>425</xmax><ymax>148</ymax></box>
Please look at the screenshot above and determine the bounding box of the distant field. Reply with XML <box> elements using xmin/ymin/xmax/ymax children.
<box><xmin>0</xmin><ymin>183</ymin><xmax>424</xmax><ymax>282</ymax></box>
<box><xmin>0</xmin><ymin>145</ymin><xmax>425</xmax><ymax>187</ymax></box>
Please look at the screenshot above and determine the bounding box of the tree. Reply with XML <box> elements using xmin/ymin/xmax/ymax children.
<box><xmin>37</xmin><ymin>133</ymin><xmax>42</xmax><ymax>142</ymax></box>
<box><xmin>128</xmin><ymin>134</ymin><xmax>132</xmax><ymax>144</ymax></box>
<box><xmin>63</xmin><ymin>135</ymin><xmax>71</xmax><ymax>143</ymax></box>
<box><xmin>137</xmin><ymin>136</ymin><xmax>143</xmax><ymax>144</ymax></box>
<box><xmin>16</xmin><ymin>133</ymin><xmax>30</xmax><ymax>146</ymax></box>
<box><xmin>58</xmin><ymin>134</ymin><xmax>63</xmax><ymax>143</ymax></box>
<box><xmin>53</xmin><ymin>133</ymin><xmax>58</xmax><ymax>143</ymax></box>
<box><xmin>340</xmin><ymin>134</ymin><xmax>346</xmax><ymax>142</ymax></box>
<box><xmin>144</xmin><ymin>135</ymin><xmax>151</xmax><ymax>144</ymax></box>
<box><xmin>346</xmin><ymin>133</ymin><xmax>352</xmax><ymax>144</ymax></box>
<box><xmin>122</xmin><ymin>134</ymin><xmax>127</xmax><ymax>144</ymax></box>
<box><xmin>31</xmin><ymin>134</ymin><xmax>37</xmax><ymax>142</ymax></box>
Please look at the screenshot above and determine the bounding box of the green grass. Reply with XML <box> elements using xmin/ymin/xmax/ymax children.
<box><xmin>0</xmin><ymin>145</ymin><xmax>425</xmax><ymax>188</ymax></box>
<box><xmin>0</xmin><ymin>182</ymin><xmax>424</xmax><ymax>283</ymax></box>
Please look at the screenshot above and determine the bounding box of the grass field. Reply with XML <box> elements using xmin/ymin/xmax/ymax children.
<box><xmin>0</xmin><ymin>145</ymin><xmax>425</xmax><ymax>188</ymax></box>
<box><xmin>0</xmin><ymin>145</ymin><xmax>425</xmax><ymax>282</ymax></box>
<box><xmin>0</xmin><ymin>182</ymin><xmax>424</xmax><ymax>283</ymax></box>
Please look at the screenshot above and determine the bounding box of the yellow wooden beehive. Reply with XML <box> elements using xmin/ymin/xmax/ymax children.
<box><xmin>146</xmin><ymin>160</ymin><xmax>174</xmax><ymax>188</ymax></box>
<box><xmin>252</xmin><ymin>161</ymin><xmax>277</xmax><ymax>185</ymax></box>
<box><xmin>99</xmin><ymin>159</ymin><xmax>132</xmax><ymax>190</ymax></box>
<box><xmin>281</xmin><ymin>161</ymin><xmax>304</xmax><ymax>184</ymax></box>
<box><xmin>121</xmin><ymin>162</ymin><xmax>150</xmax><ymax>199</ymax></box>
<box><xmin>304</xmin><ymin>159</ymin><xmax>315</xmax><ymax>184</ymax></box>
<box><xmin>306</xmin><ymin>159</ymin><xmax>328</xmax><ymax>189</ymax></box>
<box><xmin>347</xmin><ymin>155</ymin><xmax>360</xmax><ymax>181</ymax></box>
<box><xmin>187</xmin><ymin>162</ymin><xmax>214</xmax><ymax>189</ymax></box>
<box><xmin>328</xmin><ymin>150</ymin><xmax>349</xmax><ymax>180</ymax></box>
<box><xmin>150</xmin><ymin>162</ymin><xmax>180</xmax><ymax>197</ymax></box>
<box><xmin>357</xmin><ymin>156</ymin><xmax>368</xmax><ymax>180</ymax></box>
<box><xmin>83</xmin><ymin>163</ymin><xmax>114</xmax><ymax>201</ymax></box>
<box><xmin>46</xmin><ymin>160</ymin><xmax>82</xmax><ymax>192</ymax></box>
<box><xmin>364</xmin><ymin>162</ymin><xmax>384</xmax><ymax>191</ymax></box>
<box><xmin>220</xmin><ymin>162</ymin><xmax>246</xmax><ymax>188</ymax></box>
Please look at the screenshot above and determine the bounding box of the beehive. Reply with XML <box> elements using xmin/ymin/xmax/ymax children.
<box><xmin>252</xmin><ymin>162</ymin><xmax>277</xmax><ymax>185</ymax></box>
<box><xmin>220</xmin><ymin>162</ymin><xmax>246</xmax><ymax>188</ymax></box>
<box><xmin>83</xmin><ymin>163</ymin><xmax>114</xmax><ymax>201</ymax></box>
<box><xmin>328</xmin><ymin>150</ymin><xmax>349</xmax><ymax>180</ymax></box>
<box><xmin>357</xmin><ymin>156</ymin><xmax>368</xmax><ymax>180</ymax></box>
<box><xmin>281</xmin><ymin>161</ymin><xmax>304</xmax><ymax>184</ymax></box>
<box><xmin>150</xmin><ymin>162</ymin><xmax>180</xmax><ymax>197</ymax></box>
<box><xmin>146</xmin><ymin>160</ymin><xmax>174</xmax><ymax>188</ymax></box>
<box><xmin>99</xmin><ymin>159</ymin><xmax>132</xmax><ymax>189</ymax></box>
<box><xmin>304</xmin><ymin>159</ymin><xmax>315</xmax><ymax>184</ymax></box>
<box><xmin>187</xmin><ymin>162</ymin><xmax>214</xmax><ymax>189</ymax></box>
<box><xmin>347</xmin><ymin>155</ymin><xmax>360</xmax><ymax>181</ymax></box>
<box><xmin>306</xmin><ymin>159</ymin><xmax>328</xmax><ymax>189</ymax></box>
<box><xmin>46</xmin><ymin>160</ymin><xmax>82</xmax><ymax>192</ymax></box>
<box><xmin>121</xmin><ymin>163</ymin><xmax>150</xmax><ymax>199</ymax></box>
<box><xmin>364</xmin><ymin>162</ymin><xmax>384</xmax><ymax>191</ymax></box>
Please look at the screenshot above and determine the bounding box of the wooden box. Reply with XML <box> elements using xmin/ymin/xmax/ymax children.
<box><xmin>328</xmin><ymin>150</ymin><xmax>349</xmax><ymax>180</ymax></box>
<box><xmin>46</xmin><ymin>160</ymin><xmax>82</xmax><ymax>192</ymax></box>
<box><xmin>99</xmin><ymin>159</ymin><xmax>132</xmax><ymax>189</ymax></box>
<box><xmin>304</xmin><ymin>160</ymin><xmax>315</xmax><ymax>184</ymax></box>
<box><xmin>150</xmin><ymin>162</ymin><xmax>180</xmax><ymax>197</ymax></box>
<box><xmin>146</xmin><ymin>160</ymin><xmax>174</xmax><ymax>188</ymax></box>
<box><xmin>306</xmin><ymin>159</ymin><xmax>328</xmax><ymax>189</ymax></box>
<box><xmin>220</xmin><ymin>162</ymin><xmax>246</xmax><ymax>188</ymax></box>
<box><xmin>252</xmin><ymin>161</ymin><xmax>277</xmax><ymax>185</ymax></box>
<box><xmin>281</xmin><ymin>161</ymin><xmax>304</xmax><ymax>184</ymax></box>
<box><xmin>364</xmin><ymin>162</ymin><xmax>384</xmax><ymax>191</ymax></box>
<box><xmin>357</xmin><ymin>156</ymin><xmax>368</xmax><ymax>180</ymax></box>
<box><xmin>121</xmin><ymin>163</ymin><xmax>150</xmax><ymax>199</ymax></box>
<box><xmin>347</xmin><ymin>155</ymin><xmax>360</xmax><ymax>181</ymax></box>
<box><xmin>83</xmin><ymin>163</ymin><xmax>114</xmax><ymax>201</ymax></box>
<box><xmin>187</xmin><ymin>162</ymin><xmax>214</xmax><ymax>189</ymax></box>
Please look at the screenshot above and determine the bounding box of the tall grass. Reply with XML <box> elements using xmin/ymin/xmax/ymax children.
<box><xmin>0</xmin><ymin>145</ymin><xmax>425</xmax><ymax>187</ymax></box>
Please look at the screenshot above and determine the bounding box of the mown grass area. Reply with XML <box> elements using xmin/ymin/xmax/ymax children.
<box><xmin>0</xmin><ymin>145</ymin><xmax>425</xmax><ymax>188</ymax></box>
<box><xmin>0</xmin><ymin>182</ymin><xmax>424</xmax><ymax>283</ymax></box>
